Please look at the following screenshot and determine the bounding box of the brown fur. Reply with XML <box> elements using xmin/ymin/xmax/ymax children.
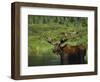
<box><xmin>53</xmin><ymin>44</ymin><xmax>87</xmax><ymax>65</ymax></box>
<box><xmin>63</xmin><ymin>45</ymin><xmax>86</xmax><ymax>56</ymax></box>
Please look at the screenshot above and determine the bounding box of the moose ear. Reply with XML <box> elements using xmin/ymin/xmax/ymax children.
<box><xmin>46</xmin><ymin>37</ymin><xmax>54</xmax><ymax>45</ymax></box>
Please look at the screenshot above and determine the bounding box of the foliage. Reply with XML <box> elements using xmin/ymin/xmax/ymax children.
<box><xmin>28</xmin><ymin>15</ymin><xmax>88</xmax><ymax>66</ymax></box>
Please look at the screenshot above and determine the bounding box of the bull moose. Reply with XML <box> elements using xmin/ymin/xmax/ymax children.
<box><xmin>47</xmin><ymin>32</ymin><xmax>87</xmax><ymax>65</ymax></box>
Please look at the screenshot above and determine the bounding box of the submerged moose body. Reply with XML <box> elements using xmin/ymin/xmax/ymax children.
<box><xmin>47</xmin><ymin>33</ymin><xmax>87</xmax><ymax>65</ymax></box>
<box><xmin>53</xmin><ymin>44</ymin><xmax>86</xmax><ymax>65</ymax></box>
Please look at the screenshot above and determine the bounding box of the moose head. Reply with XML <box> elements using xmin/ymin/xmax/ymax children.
<box><xmin>47</xmin><ymin>32</ymin><xmax>68</xmax><ymax>55</ymax></box>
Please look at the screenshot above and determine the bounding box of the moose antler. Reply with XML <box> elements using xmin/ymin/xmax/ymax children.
<box><xmin>46</xmin><ymin>31</ymin><xmax>80</xmax><ymax>46</ymax></box>
<box><xmin>60</xmin><ymin>32</ymin><xmax>68</xmax><ymax>44</ymax></box>
<box><xmin>47</xmin><ymin>37</ymin><xmax>53</xmax><ymax>44</ymax></box>
<box><xmin>59</xmin><ymin>31</ymin><xmax>80</xmax><ymax>47</ymax></box>
<box><xmin>62</xmin><ymin>31</ymin><xmax>80</xmax><ymax>40</ymax></box>
<box><xmin>46</xmin><ymin>37</ymin><xmax>56</xmax><ymax>45</ymax></box>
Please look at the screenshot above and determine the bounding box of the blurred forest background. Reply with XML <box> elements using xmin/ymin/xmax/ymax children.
<box><xmin>28</xmin><ymin>15</ymin><xmax>88</xmax><ymax>66</ymax></box>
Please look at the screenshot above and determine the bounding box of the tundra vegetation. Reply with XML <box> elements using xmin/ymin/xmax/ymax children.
<box><xmin>28</xmin><ymin>15</ymin><xmax>87</xmax><ymax>66</ymax></box>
